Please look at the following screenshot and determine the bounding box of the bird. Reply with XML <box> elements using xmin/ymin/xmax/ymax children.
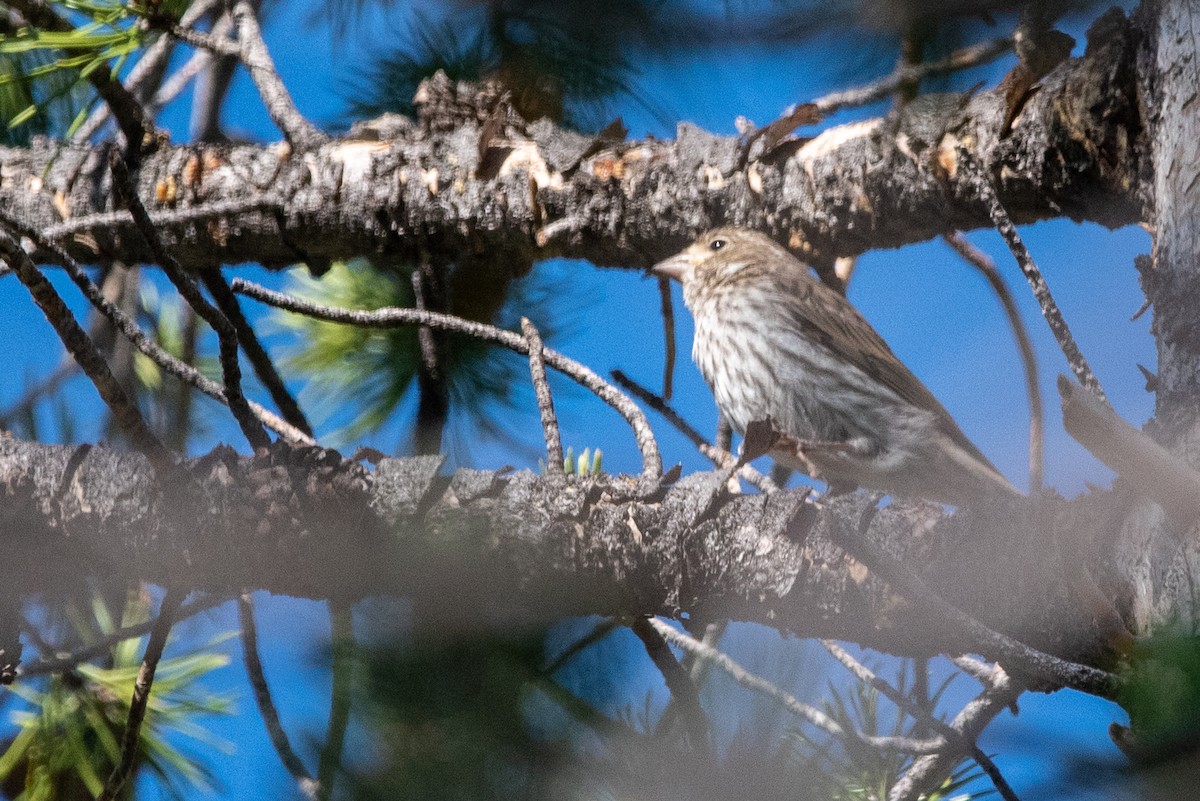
<box><xmin>652</xmin><ymin>227</ymin><xmax>1020</xmax><ymax>506</ymax></box>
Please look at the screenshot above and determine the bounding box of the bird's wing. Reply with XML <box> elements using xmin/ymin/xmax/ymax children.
<box><xmin>783</xmin><ymin>270</ymin><xmax>1003</xmax><ymax>475</ymax></box>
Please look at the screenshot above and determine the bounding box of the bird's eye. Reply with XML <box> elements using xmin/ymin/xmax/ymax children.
<box><xmin>709</xmin><ymin>239</ymin><xmax>727</xmax><ymax>251</ymax></box>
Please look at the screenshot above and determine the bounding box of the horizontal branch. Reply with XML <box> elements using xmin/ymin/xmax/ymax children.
<box><xmin>0</xmin><ymin>437</ymin><xmax>1126</xmax><ymax>684</ymax></box>
<box><xmin>0</xmin><ymin>15</ymin><xmax>1144</xmax><ymax>272</ymax></box>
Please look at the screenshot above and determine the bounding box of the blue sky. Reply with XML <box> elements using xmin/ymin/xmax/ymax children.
<box><xmin>0</xmin><ymin>1</ymin><xmax>1149</xmax><ymax>798</ymax></box>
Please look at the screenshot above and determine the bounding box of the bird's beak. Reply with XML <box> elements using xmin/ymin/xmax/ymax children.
<box><xmin>651</xmin><ymin>250</ymin><xmax>698</xmax><ymax>282</ymax></box>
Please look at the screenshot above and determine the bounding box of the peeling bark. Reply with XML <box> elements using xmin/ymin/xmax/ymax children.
<box><xmin>1</xmin><ymin>14</ymin><xmax>1145</xmax><ymax>275</ymax></box>
<box><xmin>1112</xmin><ymin>0</ymin><xmax>1200</xmax><ymax>635</ymax></box>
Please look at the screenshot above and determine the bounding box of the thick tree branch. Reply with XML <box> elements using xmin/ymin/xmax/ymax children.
<box><xmin>0</xmin><ymin>15</ymin><xmax>1144</xmax><ymax>273</ymax></box>
<box><xmin>0</xmin><ymin>437</ymin><xmax>1131</xmax><ymax>688</ymax></box>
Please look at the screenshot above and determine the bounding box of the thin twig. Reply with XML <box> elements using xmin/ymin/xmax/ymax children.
<box><xmin>230</xmin><ymin>1</ymin><xmax>327</xmax><ymax>150</ymax></box>
<box><xmin>201</xmin><ymin>267</ymin><xmax>313</xmax><ymax>436</ymax></box>
<box><xmin>955</xmin><ymin>146</ymin><xmax>1107</xmax><ymax>403</ymax></box>
<box><xmin>18</xmin><ymin>594</ymin><xmax>225</xmax><ymax>678</ymax></box>
<box><xmin>0</xmin><ymin>208</ymin><xmax>312</xmax><ymax>445</ymax></box>
<box><xmin>167</xmin><ymin>22</ymin><xmax>241</xmax><ymax>57</ymax></box>
<box><xmin>542</xmin><ymin>617</ymin><xmax>619</xmax><ymax>676</ymax></box>
<box><xmin>655</xmin><ymin>618</ymin><xmax>727</xmax><ymax>739</ymax></box>
<box><xmin>834</xmin><ymin>502</ymin><xmax>1117</xmax><ymax>696</ymax></box>
<box><xmin>950</xmin><ymin>654</ymin><xmax>1003</xmax><ymax>688</ymax></box>
<box><xmin>109</xmin><ymin>154</ymin><xmax>271</xmax><ymax>450</ymax></box>
<box><xmin>812</xmin><ymin>36</ymin><xmax>1013</xmax><ymax>117</ymax></box>
<box><xmin>239</xmin><ymin>594</ymin><xmax>320</xmax><ymax>800</ymax></box>
<box><xmin>631</xmin><ymin>617</ymin><xmax>710</xmax><ymax>750</ymax></box>
<box><xmin>74</xmin><ymin>0</ymin><xmax>224</xmax><ymax>142</ymax></box>
<box><xmin>97</xmin><ymin>588</ymin><xmax>184</xmax><ymax>801</ymax></box>
<box><xmin>611</xmin><ymin>369</ymin><xmax>776</xmax><ymax>491</ymax></box>
<box><xmin>0</xmin><ymin>230</ymin><xmax>173</xmax><ymax>469</ymax></box>
<box><xmin>0</xmin><ymin>355</ymin><xmax>79</xmax><ymax>428</ymax></box>
<box><xmin>42</xmin><ymin>195</ymin><xmax>284</xmax><ymax>242</ymax></box>
<box><xmin>316</xmin><ymin>599</ymin><xmax>353</xmax><ymax>801</ymax></box>
<box><xmin>172</xmin><ymin>303</ymin><xmax>199</xmax><ymax>450</ymax></box>
<box><xmin>148</xmin><ymin>41</ymin><xmax>221</xmax><ymax>116</ymax></box>
<box><xmin>821</xmin><ymin>641</ymin><xmax>1021</xmax><ymax>801</ymax></box>
<box><xmin>522</xmin><ymin>317</ymin><xmax>564</xmax><ymax>475</ymax></box>
<box><xmin>410</xmin><ymin>263</ymin><xmax>448</xmax><ymax>456</ymax></box>
<box><xmin>646</xmin><ymin>617</ymin><xmax>947</xmax><ymax>754</ymax></box>
<box><xmin>736</xmin><ymin>36</ymin><xmax>1012</xmax><ymax>169</ymax></box>
<box><xmin>657</xmin><ymin>276</ymin><xmax>676</xmax><ymax>401</ymax></box>
<box><xmin>232</xmin><ymin>279</ymin><xmax>662</xmax><ymax>478</ymax></box>
<box><xmin>944</xmin><ymin>232</ymin><xmax>1043</xmax><ymax>491</ymax></box>
<box><xmin>889</xmin><ymin>666</ymin><xmax>1022</xmax><ymax>801</ymax></box>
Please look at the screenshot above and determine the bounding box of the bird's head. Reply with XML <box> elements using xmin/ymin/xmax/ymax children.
<box><xmin>652</xmin><ymin>228</ymin><xmax>793</xmax><ymax>298</ymax></box>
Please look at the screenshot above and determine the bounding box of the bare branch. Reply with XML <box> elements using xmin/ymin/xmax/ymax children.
<box><xmin>543</xmin><ymin>618</ymin><xmax>619</xmax><ymax>676</ymax></box>
<box><xmin>522</xmin><ymin>317</ymin><xmax>564</xmax><ymax>475</ymax></box>
<box><xmin>950</xmin><ymin>654</ymin><xmax>1005</xmax><ymax>687</ymax></box>
<box><xmin>889</xmin><ymin>666</ymin><xmax>1022</xmax><ymax>801</ymax></box>
<box><xmin>944</xmin><ymin>232</ymin><xmax>1044</xmax><ymax>491</ymax></box>
<box><xmin>646</xmin><ymin>618</ymin><xmax>947</xmax><ymax>754</ymax></box>
<box><xmin>0</xmin><ymin>230</ymin><xmax>172</xmax><ymax>469</ymax></box>
<box><xmin>230</xmin><ymin>1</ymin><xmax>327</xmax><ymax>150</ymax></box>
<box><xmin>148</xmin><ymin>42</ymin><xmax>221</xmax><ymax>115</ymax></box>
<box><xmin>813</xmin><ymin>37</ymin><xmax>1014</xmax><ymax>117</ymax></box>
<box><xmin>611</xmin><ymin>369</ymin><xmax>778</xmax><ymax>492</ymax></box>
<box><xmin>3</xmin><ymin>29</ymin><xmax>1143</xmax><ymax>273</ymax></box>
<box><xmin>316</xmin><ymin>600</ymin><xmax>353</xmax><ymax>801</ymax></box>
<box><xmin>200</xmin><ymin>267</ymin><xmax>313</xmax><ymax>436</ymax></box>
<box><xmin>657</xmin><ymin>277</ymin><xmax>676</xmax><ymax>400</ymax></box>
<box><xmin>109</xmin><ymin>154</ymin><xmax>271</xmax><ymax>450</ymax></box>
<box><xmin>167</xmin><ymin>22</ymin><xmax>241</xmax><ymax>57</ymax></box>
<box><xmin>954</xmin><ymin>147</ymin><xmax>1107</xmax><ymax>403</ymax></box>
<box><xmin>231</xmin><ymin>279</ymin><xmax>663</xmax><ymax>478</ymax></box>
<box><xmin>833</xmin><ymin>502</ymin><xmax>1117</xmax><ymax>696</ymax></box>
<box><xmin>98</xmin><ymin>589</ymin><xmax>183</xmax><ymax>801</ymax></box>
<box><xmin>43</xmin><ymin>195</ymin><xmax>284</xmax><ymax>242</ymax></box>
<box><xmin>1059</xmin><ymin>375</ymin><xmax>1200</xmax><ymax>522</ymax></box>
<box><xmin>0</xmin><ymin>207</ymin><xmax>312</xmax><ymax>444</ymax></box>
<box><xmin>631</xmin><ymin>616</ymin><xmax>710</xmax><ymax>750</ymax></box>
<box><xmin>821</xmin><ymin>641</ymin><xmax>1021</xmax><ymax>801</ymax></box>
<box><xmin>239</xmin><ymin>594</ymin><xmax>320</xmax><ymax>800</ymax></box>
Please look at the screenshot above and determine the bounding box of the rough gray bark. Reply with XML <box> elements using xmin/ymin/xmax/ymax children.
<box><xmin>0</xmin><ymin>436</ymin><xmax>1124</xmax><ymax>675</ymax></box>
<box><xmin>1114</xmin><ymin>0</ymin><xmax>1200</xmax><ymax>635</ymax></box>
<box><xmin>1</xmin><ymin>12</ymin><xmax>1145</xmax><ymax>276</ymax></box>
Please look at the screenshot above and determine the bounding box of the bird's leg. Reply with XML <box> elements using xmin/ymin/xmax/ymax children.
<box><xmin>814</xmin><ymin>483</ymin><xmax>860</xmax><ymax>504</ymax></box>
<box><xmin>798</xmin><ymin>436</ymin><xmax>877</xmax><ymax>461</ymax></box>
<box><xmin>795</xmin><ymin>437</ymin><xmax>875</xmax><ymax>502</ymax></box>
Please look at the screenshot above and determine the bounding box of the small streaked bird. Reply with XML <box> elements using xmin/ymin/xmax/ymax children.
<box><xmin>653</xmin><ymin>227</ymin><xmax>1020</xmax><ymax>506</ymax></box>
